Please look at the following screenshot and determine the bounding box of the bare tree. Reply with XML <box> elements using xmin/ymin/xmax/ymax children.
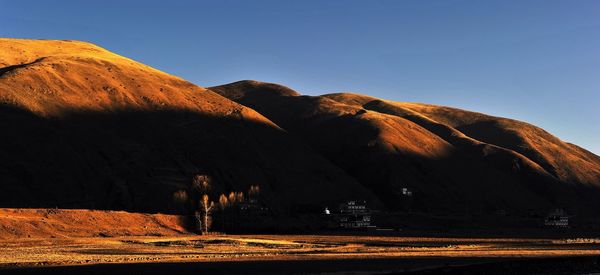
<box><xmin>199</xmin><ymin>194</ymin><xmax>214</xmax><ymax>234</ymax></box>
<box><xmin>218</xmin><ymin>194</ymin><xmax>229</xmax><ymax>210</ymax></box>
<box><xmin>228</xmin><ymin>191</ymin><xmax>237</xmax><ymax>204</ymax></box>
<box><xmin>188</xmin><ymin>174</ymin><xmax>215</xmax><ymax>233</ymax></box>
<box><xmin>218</xmin><ymin>194</ymin><xmax>229</xmax><ymax>230</ymax></box>
<box><xmin>172</xmin><ymin>190</ymin><xmax>189</xmax><ymax>212</ymax></box>
<box><xmin>248</xmin><ymin>185</ymin><xmax>260</xmax><ymax>203</ymax></box>
<box><xmin>173</xmin><ymin>190</ymin><xmax>188</xmax><ymax>204</ymax></box>
<box><xmin>236</xmin><ymin>191</ymin><xmax>244</xmax><ymax>203</ymax></box>
<box><xmin>192</xmin><ymin>175</ymin><xmax>211</xmax><ymax>194</ymax></box>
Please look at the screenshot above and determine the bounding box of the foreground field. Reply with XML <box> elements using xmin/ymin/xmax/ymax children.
<box><xmin>2</xmin><ymin>234</ymin><xmax>600</xmax><ymax>274</ymax></box>
<box><xmin>2</xmin><ymin>209</ymin><xmax>600</xmax><ymax>274</ymax></box>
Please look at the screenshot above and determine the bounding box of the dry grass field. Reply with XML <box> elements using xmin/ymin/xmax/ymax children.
<box><xmin>1</xmin><ymin>209</ymin><xmax>600</xmax><ymax>274</ymax></box>
<box><xmin>2</xmin><ymin>234</ymin><xmax>600</xmax><ymax>274</ymax></box>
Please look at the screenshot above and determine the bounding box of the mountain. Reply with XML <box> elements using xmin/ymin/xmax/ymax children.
<box><xmin>211</xmin><ymin>80</ymin><xmax>600</xmax><ymax>217</ymax></box>
<box><xmin>2</xmin><ymin>38</ymin><xmax>599</xmax><ymax>221</ymax></box>
<box><xmin>0</xmin><ymin>39</ymin><xmax>377</xmax><ymax>213</ymax></box>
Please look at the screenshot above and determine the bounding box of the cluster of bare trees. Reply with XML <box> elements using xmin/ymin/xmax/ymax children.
<box><xmin>172</xmin><ymin>174</ymin><xmax>260</xmax><ymax>234</ymax></box>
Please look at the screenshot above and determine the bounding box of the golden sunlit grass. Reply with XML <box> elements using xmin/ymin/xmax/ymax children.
<box><xmin>0</xmin><ymin>38</ymin><xmax>270</xmax><ymax>123</ymax></box>
<box><xmin>2</xmin><ymin>234</ymin><xmax>600</xmax><ymax>268</ymax></box>
<box><xmin>3</xmin><ymin>209</ymin><xmax>599</xmax><ymax>269</ymax></box>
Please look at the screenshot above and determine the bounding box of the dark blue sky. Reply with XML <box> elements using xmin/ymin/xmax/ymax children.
<box><xmin>3</xmin><ymin>0</ymin><xmax>599</xmax><ymax>154</ymax></box>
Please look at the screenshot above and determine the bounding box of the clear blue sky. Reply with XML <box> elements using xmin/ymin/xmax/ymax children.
<box><xmin>3</xmin><ymin>0</ymin><xmax>599</xmax><ymax>154</ymax></box>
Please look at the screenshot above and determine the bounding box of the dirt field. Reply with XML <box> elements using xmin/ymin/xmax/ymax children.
<box><xmin>2</xmin><ymin>234</ymin><xmax>600</xmax><ymax>274</ymax></box>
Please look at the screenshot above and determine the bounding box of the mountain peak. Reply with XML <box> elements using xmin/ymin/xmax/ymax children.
<box><xmin>210</xmin><ymin>80</ymin><xmax>300</xmax><ymax>100</ymax></box>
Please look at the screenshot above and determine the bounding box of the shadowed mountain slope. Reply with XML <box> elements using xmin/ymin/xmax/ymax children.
<box><xmin>211</xmin><ymin>81</ymin><xmax>600</xmax><ymax>216</ymax></box>
<box><xmin>0</xmin><ymin>39</ymin><xmax>377</xmax><ymax>212</ymax></box>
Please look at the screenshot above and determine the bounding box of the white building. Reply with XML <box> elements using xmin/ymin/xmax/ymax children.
<box><xmin>544</xmin><ymin>208</ymin><xmax>569</xmax><ymax>228</ymax></box>
<box><xmin>338</xmin><ymin>201</ymin><xmax>374</xmax><ymax>229</ymax></box>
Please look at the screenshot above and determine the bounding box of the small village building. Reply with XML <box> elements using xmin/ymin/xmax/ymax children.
<box><xmin>544</xmin><ymin>208</ymin><xmax>569</xmax><ymax>228</ymax></box>
<box><xmin>337</xmin><ymin>201</ymin><xmax>374</xmax><ymax>229</ymax></box>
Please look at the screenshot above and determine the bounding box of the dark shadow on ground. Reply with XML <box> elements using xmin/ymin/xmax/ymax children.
<box><xmin>1</xmin><ymin>256</ymin><xmax>599</xmax><ymax>275</ymax></box>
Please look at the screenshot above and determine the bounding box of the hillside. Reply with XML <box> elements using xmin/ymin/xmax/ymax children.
<box><xmin>0</xmin><ymin>39</ymin><xmax>377</xmax><ymax>213</ymax></box>
<box><xmin>2</xmin><ymin>38</ymin><xmax>599</xmax><ymax>221</ymax></box>
<box><xmin>0</xmin><ymin>208</ymin><xmax>188</xmax><ymax>239</ymax></box>
<box><xmin>211</xmin><ymin>81</ymin><xmax>600</xmax><ymax>216</ymax></box>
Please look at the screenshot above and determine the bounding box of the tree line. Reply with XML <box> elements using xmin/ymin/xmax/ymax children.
<box><xmin>173</xmin><ymin>174</ymin><xmax>261</xmax><ymax>234</ymax></box>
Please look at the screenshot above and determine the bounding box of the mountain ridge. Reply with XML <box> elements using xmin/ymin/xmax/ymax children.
<box><xmin>0</xmin><ymin>38</ymin><xmax>377</xmax><ymax>214</ymax></box>
<box><xmin>211</xmin><ymin>80</ymin><xmax>600</xmax><ymax>216</ymax></box>
<box><xmin>2</xmin><ymin>38</ymin><xmax>599</xmax><ymax>220</ymax></box>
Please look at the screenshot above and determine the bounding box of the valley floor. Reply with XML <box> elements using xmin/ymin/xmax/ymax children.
<box><xmin>2</xmin><ymin>209</ymin><xmax>600</xmax><ymax>274</ymax></box>
<box><xmin>2</xmin><ymin>234</ymin><xmax>600</xmax><ymax>274</ymax></box>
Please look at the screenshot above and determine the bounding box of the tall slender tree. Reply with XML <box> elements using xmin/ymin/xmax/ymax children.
<box><xmin>190</xmin><ymin>174</ymin><xmax>215</xmax><ymax>234</ymax></box>
<box><xmin>199</xmin><ymin>194</ymin><xmax>214</xmax><ymax>234</ymax></box>
<box><xmin>218</xmin><ymin>194</ymin><xmax>229</xmax><ymax>230</ymax></box>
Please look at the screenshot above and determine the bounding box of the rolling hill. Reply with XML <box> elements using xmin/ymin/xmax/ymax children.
<box><xmin>0</xmin><ymin>38</ymin><xmax>377</xmax><ymax>213</ymax></box>
<box><xmin>2</xmin><ymin>38</ymin><xmax>599</xmax><ymax>222</ymax></box>
<box><xmin>211</xmin><ymin>80</ymin><xmax>600</xmax><ymax>217</ymax></box>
